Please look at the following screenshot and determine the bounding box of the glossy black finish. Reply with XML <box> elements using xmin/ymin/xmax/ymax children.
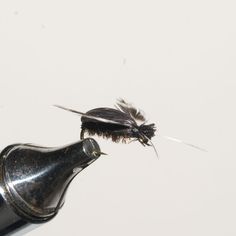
<box><xmin>0</xmin><ymin>138</ymin><xmax>101</xmax><ymax>235</ymax></box>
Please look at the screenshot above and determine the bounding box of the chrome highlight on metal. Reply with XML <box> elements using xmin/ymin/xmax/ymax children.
<box><xmin>0</xmin><ymin>138</ymin><xmax>100</xmax><ymax>235</ymax></box>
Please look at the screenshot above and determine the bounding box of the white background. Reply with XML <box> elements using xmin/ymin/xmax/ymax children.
<box><xmin>0</xmin><ymin>1</ymin><xmax>236</xmax><ymax>235</ymax></box>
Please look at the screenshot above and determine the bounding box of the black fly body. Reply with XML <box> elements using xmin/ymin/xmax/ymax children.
<box><xmin>55</xmin><ymin>99</ymin><xmax>159</xmax><ymax>157</ymax></box>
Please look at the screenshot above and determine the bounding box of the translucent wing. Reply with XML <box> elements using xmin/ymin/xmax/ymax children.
<box><xmin>116</xmin><ymin>98</ymin><xmax>146</xmax><ymax>122</ymax></box>
<box><xmin>54</xmin><ymin>105</ymin><xmax>132</xmax><ymax>127</ymax></box>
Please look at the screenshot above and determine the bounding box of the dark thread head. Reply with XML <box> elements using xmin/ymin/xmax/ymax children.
<box><xmin>131</xmin><ymin>123</ymin><xmax>156</xmax><ymax>146</ymax></box>
<box><xmin>139</xmin><ymin>123</ymin><xmax>156</xmax><ymax>140</ymax></box>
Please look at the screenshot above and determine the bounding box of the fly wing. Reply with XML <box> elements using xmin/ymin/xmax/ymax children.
<box><xmin>116</xmin><ymin>98</ymin><xmax>146</xmax><ymax>122</ymax></box>
<box><xmin>54</xmin><ymin>105</ymin><xmax>133</xmax><ymax>127</ymax></box>
<box><xmin>85</xmin><ymin>107</ymin><xmax>136</xmax><ymax>127</ymax></box>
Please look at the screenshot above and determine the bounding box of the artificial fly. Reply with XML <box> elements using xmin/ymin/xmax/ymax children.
<box><xmin>55</xmin><ymin>99</ymin><xmax>206</xmax><ymax>158</ymax></box>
